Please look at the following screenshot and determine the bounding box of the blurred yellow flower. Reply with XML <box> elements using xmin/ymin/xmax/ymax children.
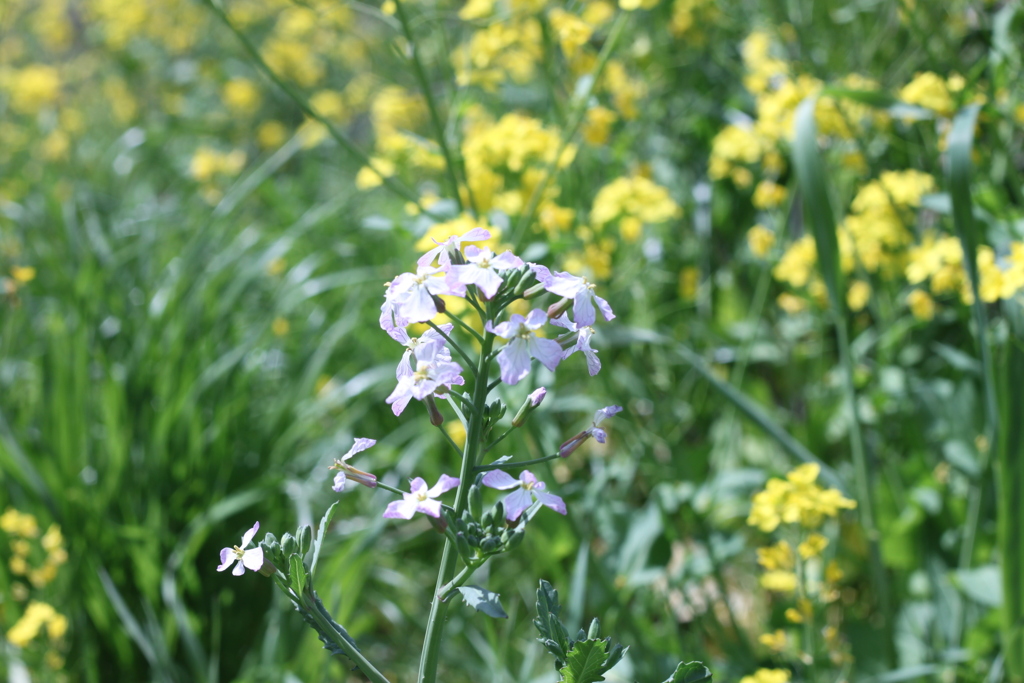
<box><xmin>11</xmin><ymin>266</ymin><xmax>36</xmax><ymax>284</ymax></box>
<box><xmin>272</xmin><ymin>317</ymin><xmax>290</xmax><ymax>337</ymax></box>
<box><xmin>756</xmin><ymin>540</ymin><xmax>793</xmax><ymax>571</ymax></box>
<box><xmin>752</xmin><ymin>180</ymin><xmax>787</xmax><ymax>209</ymax></box>
<box><xmin>1</xmin><ymin>64</ymin><xmax>61</xmax><ymax>114</ymax></box>
<box><xmin>222</xmin><ymin>78</ymin><xmax>262</xmax><ymax>115</ymax></box>
<box><xmin>846</xmin><ymin>280</ymin><xmax>871</xmax><ymax>312</ymax></box>
<box><xmin>760</xmin><ymin>570</ymin><xmax>798</xmax><ymax>592</ymax></box>
<box><xmin>772</xmin><ymin>235</ymin><xmax>816</xmax><ymax>288</ymax></box>
<box><xmin>900</xmin><ymin>71</ymin><xmax>953</xmax><ymax>116</ymax></box>
<box><xmin>747</xmin><ymin>463</ymin><xmax>856</xmax><ymax>532</ymax></box>
<box><xmin>906</xmin><ymin>289</ymin><xmax>936</xmax><ymax>321</ymax></box>
<box><xmin>6</xmin><ymin>601</ymin><xmax>65</xmax><ymax>648</ymax></box>
<box><xmin>747</xmin><ymin>224</ymin><xmax>775</xmax><ymax>258</ymax></box>
<box><xmin>355</xmin><ymin>158</ymin><xmax>397</xmax><ymax>190</ymax></box>
<box><xmin>257</xmin><ymin>121</ymin><xmax>289</xmax><ymax>149</ymax></box>
<box><xmin>758</xmin><ymin>629</ymin><xmax>787</xmax><ymax>651</ymax></box>
<box><xmin>798</xmin><ymin>532</ymin><xmax>829</xmax><ymax>559</ymax></box>
<box><xmin>740</xmin><ymin>669</ymin><xmax>791</xmax><ymax>683</ymax></box>
<box><xmin>1</xmin><ymin>508</ymin><xmax>39</xmax><ymax>537</ymax></box>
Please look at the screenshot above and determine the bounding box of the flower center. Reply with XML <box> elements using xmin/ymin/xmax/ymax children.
<box><xmin>416</xmin><ymin>491</ymin><xmax>429</xmax><ymax>501</ymax></box>
<box><xmin>522</xmin><ymin>481</ymin><xmax>535</xmax><ymax>491</ymax></box>
<box><xmin>232</xmin><ymin>545</ymin><xmax>245</xmax><ymax>559</ymax></box>
<box><xmin>413</xmin><ymin>362</ymin><xmax>431</xmax><ymax>382</ymax></box>
<box><xmin>515</xmin><ymin>324</ymin><xmax>533</xmax><ymax>339</ymax></box>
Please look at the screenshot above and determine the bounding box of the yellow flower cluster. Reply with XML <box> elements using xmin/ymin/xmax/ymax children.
<box><xmin>0</xmin><ymin>64</ymin><xmax>62</xmax><ymax>115</ymax></box>
<box><xmin>669</xmin><ymin>0</ymin><xmax>719</xmax><ymax>40</ymax></box>
<box><xmin>5</xmin><ymin>601</ymin><xmax>69</xmax><ymax>649</ymax></box>
<box><xmin>453</xmin><ymin>19</ymin><xmax>543</xmax><ymax>90</ymax></box>
<box><xmin>906</xmin><ymin>234</ymin><xmax>1024</xmax><ymax>307</ymax></box>
<box><xmin>740</xmin><ymin>668</ymin><xmax>790</xmax><ymax>683</ymax></box>
<box><xmin>747</xmin><ymin>463</ymin><xmax>856</xmax><ymax>533</ymax></box>
<box><xmin>2</xmin><ymin>510</ymin><xmax>68</xmax><ymax>589</ymax></box>
<box><xmin>899</xmin><ymin>71</ymin><xmax>955</xmax><ymax>116</ymax></box>
<box><xmin>590</xmin><ymin>176</ymin><xmax>681</xmax><ymax>242</ymax></box>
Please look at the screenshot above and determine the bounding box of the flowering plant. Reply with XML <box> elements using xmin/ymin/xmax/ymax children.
<box><xmin>213</xmin><ymin>228</ymin><xmax>708</xmax><ymax>682</ymax></box>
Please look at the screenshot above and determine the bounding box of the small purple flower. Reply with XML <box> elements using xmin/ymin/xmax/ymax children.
<box><xmin>386</xmin><ymin>342</ymin><xmax>465</xmax><ymax>415</ymax></box>
<box><xmin>387</xmin><ymin>266</ymin><xmax>466</xmax><ymax>324</ymax></box>
<box><xmin>559</xmin><ymin>405</ymin><xmax>623</xmax><ymax>457</ymax></box>
<box><xmin>528</xmin><ymin>265</ymin><xmax>614</xmax><ymax>327</ymax></box>
<box><xmin>392</xmin><ymin>324</ymin><xmax>454</xmax><ymax>379</ymax></box>
<box><xmin>512</xmin><ymin>387</ymin><xmax>547</xmax><ymax>427</ymax></box>
<box><xmin>527</xmin><ymin>387</ymin><xmax>547</xmax><ymax>406</ymax></box>
<box><xmin>417</xmin><ymin>227</ymin><xmax>492</xmax><ymax>268</ymax></box>
<box><xmin>551</xmin><ymin>314</ymin><xmax>601</xmax><ymax>376</ymax></box>
<box><xmin>481</xmin><ymin>470</ymin><xmax>566</xmax><ymax>521</ymax></box>
<box><xmin>486</xmin><ymin>309</ymin><xmax>563</xmax><ymax>386</ymax></box>
<box><xmin>450</xmin><ymin>246</ymin><xmax>524</xmax><ymax>299</ymax></box>
<box><xmin>330</xmin><ymin>438</ymin><xmax>378</xmax><ymax>492</ymax></box>
<box><xmin>383</xmin><ymin>474</ymin><xmax>461</xmax><ymax>519</ymax></box>
<box><xmin>217</xmin><ymin>522</ymin><xmax>264</xmax><ymax>576</ymax></box>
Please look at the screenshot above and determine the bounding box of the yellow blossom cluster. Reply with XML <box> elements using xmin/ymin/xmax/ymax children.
<box><xmin>453</xmin><ymin>19</ymin><xmax>543</xmax><ymax>90</ymax></box>
<box><xmin>5</xmin><ymin>601</ymin><xmax>69</xmax><ymax>649</ymax></box>
<box><xmin>747</xmin><ymin>464</ymin><xmax>856</xmax><ymax>533</ymax></box>
<box><xmin>906</xmin><ymin>234</ymin><xmax>1024</xmax><ymax>308</ymax></box>
<box><xmin>669</xmin><ymin>0</ymin><xmax>719</xmax><ymax>40</ymax></box>
<box><xmin>2</xmin><ymin>509</ymin><xmax>68</xmax><ymax>589</ymax></box>
<box><xmin>590</xmin><ymin>176</ymin><xmax>681</xmax><ymax>242</ymax></box>
<box><xmin>899</xmin><ymin>71</ymin><xmax>955</xmax><ymax>116</ymax></box>
<box><xmin>740</xmin><ymin>669</ymin><xmax>791</xmax><ymax>683</ymax></box>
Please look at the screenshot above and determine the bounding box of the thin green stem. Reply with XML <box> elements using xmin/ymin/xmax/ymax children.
<box><xmin>391</xmin><ymin>0</ymin><xmax>472</xmax><ymax>214</ymax></box>
<box><xmin>511</xmin><ymin>12</ymin><xmax>629</xmax><ymax>245</ymax></box>
<box><xmin>200</xmin><ymin>0</ymin><xmax>439</xmax><ymax>219</ymax></box>
<box><xmin>444</xmin><ymin>311</ymin><xmax>484</xmax><ymax>344</ymax></box>
<box><xmin>475</xmin><ymin>453</ymin><xmax>560</xmax><ymax>472</ymax></box>
<box><xmin>436</xmin><ymin>564</ymin><xmax>478</xmax><ymax>601</ymax></box>
<box><xmin>417</xmin><ymin>332</ymin><xmax>495</xmax><ymax>683</ymax></box>
<box><xmin>374</xmin><ymin>480</ymin><xmax>407</xmax><ymax>497</ymax></box>
<box><xmin>427</xmin><ymin>321</ymin><xmax>476</xmax><ymax>374</ymax></box>
<box><xmin>484</xmin><ymin>427</ymin><xmax>516</xmax><ymax>453</ymax></box>
<box><xmin>437</xmin><ymin>424</ymin><xmax>463</xmax><ymax>456</ymax></box>
<box><xmin>300</xmin><ymin>594</ymin><xmax>392</xmax><ymax>683</ymax></box>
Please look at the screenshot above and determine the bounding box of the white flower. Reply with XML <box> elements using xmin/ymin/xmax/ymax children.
<box><xmin>386</xmin><ymin>266</ymin><xmax>466</xmax><ymax>324</ymax></box>
<box><xmin>217</xmin><ymin>522</ymin><xmax>264</xmax><ymax>576</ymax></box>
<box><xmin>417</xmin><ymin>227</ymin><xmax>492</xmax><ymax>268</ymax></box>
<box><xmin>450</xmin><ymin>246</ymin><xmax>524</xmax><ymax>299</ymax></box>
<box><xmin>486</xmin><ymin>309</ymin><xmax>563</xmax><ymax>385</ymax></box>
<box><xmin>551</xmin><ymin>313</ymin><xmax>601</xmax><ymax>375</ymax></box>
<box><xmin>528</xmin><ymin>265</ymin><xmax>614</xmax><ymax>327</ymax></box>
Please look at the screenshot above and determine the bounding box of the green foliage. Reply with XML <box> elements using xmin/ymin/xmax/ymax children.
<box><xmin>456</xmin><ymin>586</ymin><xmax>508</xmax><ymax>619</ymax></box>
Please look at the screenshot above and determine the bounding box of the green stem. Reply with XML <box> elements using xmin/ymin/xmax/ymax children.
<box><xmin>200</xmin><ymin>0</ymin><xmax>439</xmax><ymax>219</ymax></box>
<box><xmin>484</xmin><ymin>427</ymin><xmax>516</xmax><ymax>453</ymax></box>
<box><xmin>436</xmin><ymin>563</ymin><xmax>478</xmax><ymax>600</ymax></box>
<box><xmin>391</xmin><ymin>0</ymin><xmax>472</xmax><ymax>214</ymax></box>
<box><xmin>437</xmin><ymin>424</ymin><xmax>463</xmax><ymax>456</ymax></box>
<box><xmin>300</xmin><ymin>594</ymin><xmax>392</xmax><ymax>683</ymax></box>
<box><xmin>417</xmin><ymin>332</ymin><xmax>495</xmax><ymax>683</ymax></box>
<box><xmin>511</xmin><ymin>12</ymin><xmax>629</xmax><ymax>245</ymax></box>
<box><xmin>444</xmin><ymin>311</ymin><xmax>484</xmax><ymax>344</ymax></box>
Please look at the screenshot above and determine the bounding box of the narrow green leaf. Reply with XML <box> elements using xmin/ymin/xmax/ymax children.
<box><xmin>792</xmin><ymin>96</ymin><xmax>842</xmax><ymax>312</ymax></box>
<box><xmin>457</xmin><ymin>585</ymin><xmax>508</xmax><ymax>619</ymax></box>
<box><xmin>821</xmin><ymin>87</ymin><xmax>897</xmax><ymax>109</ymax></box>
<box><xmin>998</xmin><ymin>327</ymin><xmax>1024</xmax><ymax>679</ymax></box>
<box><xmin>559</xmin><ymin>639</ymin><xmax>611</xmax><ymax>683</ymax></box>
<box><xmin>290</xmin><ymin>555</ymin><xmax>307</xmax><ymax>596</ymax></box>
<box><xmin>310</xmin><ymin>501</ymin><xmax>338</xmax><ymax>579</ymax></box>
<box><xmin>664</xmin><ymin>661</ymin><xmax>713</xmax><ymax>683</ymax></box>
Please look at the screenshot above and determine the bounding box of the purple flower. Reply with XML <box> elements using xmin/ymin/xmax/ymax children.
<box><xmin>450</xmin><ymin>246</ymin><xmax>524</xmax><ymax>299</ymax></box>
<box><xmin>527</xmin><ymin>387</ymin><xmax>547</xmax><ymax>406</ymax></box>
<box><xmin>386</xmin><ymin>266</ymin><xmax>466</xmax><ymax>324</ymax></box>
<box><xmin>383</xmin><ymin>474</ymin><xmax>461</xmax><ymax>519</ymax></box>
<box><xmin>217</xmin><ymin>522</ymin><xmax>264</xmax><ymax>576</ymax></box>
<box><xmin>551</xmin><ymin>314</ymin><xmax>601</xmax><ymax>376</ymax></box>
<box><xmin>481</xmin><ymin>470</ymin><xmax>566</xmax><ymax>521</ymax></box>
<box><xmin>392</xmin><ymin>324</ymin><xmax>454</xmax><ymax>379</ymax></box>
<box><xmin>330</xmin><ymin>438</ymin><xmax>378</xmax><ymax>492</ymax></box>
<box><xmin>485</xmin><ymin>309</ymin><xmax>563</xmax><ymax>385</ymax></box>
<box><xmin>559</xmin><ymin>405</ymin><xmax>623</xmax><ymax>457</ymax></box>
<box><xmin>528</xmin><ymin>265</ymin><xmax>614</xmax><ymax>327</ymax></box>
<box><xmin>417</xmin><ymin>227</ymin><xmax>492</xmax><ymax>268</ymax></box>
<box><xmin>386</xmin><ymin>342</ymin><xmax>465</xmax><ymax>415</ymax></box>
<box><xmin>512</xmin><ymin>387</ymin><xmax>547</xmax><ymax>427</ymax></box>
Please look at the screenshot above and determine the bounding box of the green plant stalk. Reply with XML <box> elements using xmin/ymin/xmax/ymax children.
<box><xmin>201</xmin><ymin>0</ymin><xmax>440</xmax><ymax>219</ymax></box>
<box><xmin>511</xmin><ymin>12</ymin><xmax>629</xmax><ymax>245</ymax></box>
<box><xmin>299</xmin><ymin>592</ymin><xmax>392</xmax><ymax>683</ymax></box>
<box><xmin>391</xmin><ymin>0</ymin><xmax>473</xmax><ymax>215</ymax></box>
<box><xmin>417</xmin><ymin>331</ymin><xmax>495</xmax><ymax>683</ymax></box>
<box><xmin>997</xmin><ymin>334</ymin><xmax>1024</xmax><ymax>681</ymax></box>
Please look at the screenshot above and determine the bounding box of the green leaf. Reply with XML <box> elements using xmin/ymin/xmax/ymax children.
<box><xmin>663</xmin><ymin>661</ymin><xmax>713</xmax><ymax>683</ymax></box>
<box><xmin>792</xmin><ymin>96</ymin><xmax>842</xmax><ymax>313</ymax></box>
<box><xmin>310</xmin><ymin>501</ymin><xmax>338</xmax><ymax>579</ymax></box>
<box><xmin>535</xmin><ymin>579</ymin><xmax>572</xmax><ymax>667</ymax></box>
<box><xmin>821</xmin><ymin>86</ymin><xmax>896</xmax><ymax>109</ymax></box>
<box><xmin>952</xmin><ymin>565</ymin><xmax>1003</xmax><ymax>607</ymax></box>
<box><xmin>998</xmin><ymin>324</ymin><xmax>1024</xmax><ymax>679</ymax></box>
<box><xmin>559</xmin><ymin>639</ymin><xmax>612</xmax><ymax>683</ymax></box>
<box><xmin>457</xmin><ymin>586</ymin><xmax>508</xmax><ymax>619</ymax></box>
<box><xmin>289</xmin><ymin>554</ymin><xmax>307</xmax><ymax>596</ymax></box>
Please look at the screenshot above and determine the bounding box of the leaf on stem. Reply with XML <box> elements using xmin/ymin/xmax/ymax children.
<box><xmin>311</xmin><ymin>501</ymin><xmax>338</xmax><ymax>579</ymax></box>
<box><xmin>663</xmin><ymin>661</ymin><xmax>713</xmax><ymax>683</ymax></box>
<box><xmin>457</xmin><ymin>585</ymin><xmax>508</xmax><ymax>619</ymax></box>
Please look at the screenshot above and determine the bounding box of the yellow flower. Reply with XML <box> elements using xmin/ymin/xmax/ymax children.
<box><xmin>846</xmin><ymin>280</ymin><xmax>872</xmax><ymax>312</ymax></box>
<box><xmin>747</xmin><ymin>463</ymin><xmax>856</xmax><ymax>531</ymax></box>
<box><xmin>758</xmin><ymin>629</ymin><xmax>787</xmax><ymax>651</ymax></box>
<box><xmin>548</xmin><ymin>9</ymin><xmax>593</xmax><ymax>59</ymax></box>
<box><xmin>798</xmin><ymin>532</ymin><xmax>829</xmax><ymax>559</ymax></box>
<box><xmin>582</xmin><ymin>106</ymin><xmax>618</xmax><ymax>146</ymax></box>
<box><xmin>257</xmin><ymin>121</ymin><xmax>289</xmax><ymax>149</ymax></box>
<box><xmin>11</xmin><ymin>266</ymin><xmax>36</xmax><ymax>284</ymax></box>
<box><xmin>752</xmin><ymin>180</ymin><xmax>787</xmax><ymax>209</ymax></box>
<box><xmin>825</xmin><ymin>559</ymin><xmax>845</xmax><ymax>584</ymax></box>
<box><xmin>678</xmin><ymin>267</ymin><xmax>699</xmax><ymax>302</ymax></box>
<box><xmin>1</xmin><ymin>64</ymin><xmax>62</xmax><ymax>114</ymax></box>
<box><xmin>756</xmin><ymin>540</ymin><xmax>794</xmax><ymax>571</ymax></box>
<box><xmin>618</xmin><ymin>0</ymin><xmax>658</xmax><ymax>10</ymax></box>
<box><xmin>271</xmin><ymin>317</ymin><xmax>290</xmax><ymax>337</ymax></box>
<box><xmin>772</xmin><ymin>236</ymin><xmax>816</xmax><ymax>288</ymax></box>
<box><xmin>900</xmin><ymin>72</ymin><xmax>953</xmax><ymax>116</ymax></box>
<box><xmin>458</xmin><ymin>0</ymin><xmax>494</xmax><ymax>20</ymax></box>
<box><xmin>415</xmin><ymin>215</ymin><xmax>502</xmax><ymax>256</ymax></box>
<box><xmin>906</xmin><ymin>289</ymin><xmax>936</xmax><ymax>321</ymax></box>
<box><xmin>355</xmin><ymin>158</ymin><xmax>396</xmax><ymax>190</ymax></box>
<box><xmin>5</xmin><ymin>601</ymin><xmax>64</xmax><ymax>648</ymax></box>
<box><xmin>747</xmin><ymin>224</ymin><xmax>775</xmax><ymax>258</ymax></box>
<box><xmin>590</xmin><ymin>176</ymin><xmax>680</xmax><ymax>235</ymax></box>
<box><xmin>222</xmin><ymin>78</ymin><xmax>262</xmax><ymax>115</ymax></box>
<box><xmin>776</xmin><ymin>292</ymin><xmax>807</xmax><ymax>314</ymax></box>
<box><xmin>740</xmin><ymin>669</ymin><xmax>791</xmax><ymax>683</ymax></box>
<box><xmin>760</xmin><ymin>570</ymin><xmax>798</xmax><ymax>592</ymax></box>
<box><xmin>1</xmin><ymin>508</ymin><xmax>39</xmax><ymax>537</ymax></box>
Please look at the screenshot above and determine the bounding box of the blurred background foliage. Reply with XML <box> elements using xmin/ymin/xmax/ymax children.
<box><xmin>1</xmin><ymin>0</ymin><xmax>1023</xmax><ymax>681</ymax></box>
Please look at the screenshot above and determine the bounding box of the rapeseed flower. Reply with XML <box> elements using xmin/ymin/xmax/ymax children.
<box><xmin>747</xmin><ymin>463</ymin><xmax>856</xmax><ymax>532</ymax></box>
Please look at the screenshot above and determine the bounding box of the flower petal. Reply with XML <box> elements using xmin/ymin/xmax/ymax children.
<box><xmin>242</xmin><ymin>547</ymin><xmax>264</xmax><ymax>571</ymax></box>
<box><xmin>502</xmin><ymin>488</ymin><xmax>533</xmax><ymax>521</ymax></box>
<box><xmin>427</xmin><ymin>474</ymin><xmax>461</xmax><ymax>497</ymax></box>
<box><xmin>231</xmin><ymin>559</ymin><xmax>245</xmax><ymax>576</ymax></box>
<box><xmin>217</xmin><ymin>548</ymin><xmax>234</xmax><ymax>571</ymax></box>
<box><xmin>497</xmin><ymin>340</ymin><xmax>532</xmax><ymax>385</ymax></box>
<box><xmin>240</xmin><ymin>521</ymin><xmax>260</xmax><ymax>548</ymax></box>
<box><xmin>332</xmin><ymin>470</ymin><xmax>347</xmax><ymax>493</ymax></box>
<box><xmin>416</xmin><ymin>498</ymin><xmax>443</xmax><ymax>518</ymax></box>
<box><xmin>383</xmin><ymin>498</ymin><xmax>420</xmax><ymax>519</ymax></box>
<box><xmin>535</xmin><ymin>491</ymin><xmax>567</xmax><ymax>515</ymax></box>
<box><xmin>345</xmin><ymin>438</ymin><xmax>377</xmax><ymax>459</ymax></box>
<box><xmin>481</xmin><ymin>470</ymin><xmax>520</xmax><ymax>490</ymax></box>
<box><xmin>529</xmin><ymin>337</ymin><xmax>564</xmax><ymax>372</ymax></box>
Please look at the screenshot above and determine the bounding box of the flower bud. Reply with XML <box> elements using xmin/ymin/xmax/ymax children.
<box><xmin>425</xmin><ymin>396</ymin><xmax>444</xmax><ymax>426</ymax></box>
<box><xmin>469</xmin><ymin>484</ymin><xmax>483</xmax><ymax>520</ymax></box>
<box><xmin>547</xmin><ymin>297</ymin><xmax>571</xmax><ymax>319</ymax></box>
<box><xmin>431</xmin><ymin>293</ymin><xmax>447</xmax><ymax>314</ymax></box>
<box><xmin>257</xmin><ymin>557</ymin><xmax>279</xmax><ymax>578</ymax></box>
<box><xmin>297</xmin><ymin>525</ymin><xmax>312</xmax><ymax>555</ymax></box>
<box><xmin>456</xmin><ymin>532</ymin><xmax>473</xmax><ymax>561</ymax></box>
<box><xmin>428</xmin><ymin>513</ymin><xmax>448</xmax><ymax>534</ymax></box>
<box><xmin>448</xmin><ymin>248</ymin><xmax>467</xmax><ymax>266</ymax></box>
<box><xmin>512</xmin><ymin>387</ymin><xmax>547</xmax><ymax>427</ymax></box>
<box><xmin>558</xmin><ymin>431</ymin><xmax>591</xmax><ymax>457</ymax></box>
<box><xmin>587</xmin><ymin>618</ymin><xmax>601</xmax><ymax>639</ymax></box>
<box><xmin>523</xmin><ymin>282</ymin><xmax>547</xmax><ymax>299</ymax></box>
<box><xmin>505</xmin><ymin>526</ymin><xmax>525</xmax><ymax>550</ymax></box>
<box><xmin>281</xmin><ymin>533</ymin><xmax>297</xmax><ymax>556</ymax></box>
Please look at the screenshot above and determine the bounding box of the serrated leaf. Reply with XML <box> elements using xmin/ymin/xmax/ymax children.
<box><xmin>535</xmin><ymin>580</ymin><xmax>572</xmax><ymax>666</ymax></box>
<box><xmin>310</xmin><ymin>501</ymin><xmax>338</xmax><ymax>579</ymax></box>
<box><xmin>457</xmin><ymin>585</ymin><xmax>508</xmax><ymax>619</ymax></box>
<box><xmin>559</xmin><ymin>639</ymin><xmax>612</xmax><ymax>683</ymax></box>
<box><xmin>664</xmin><ymin>661</ymin><xmax>713</xmax><ymax>683</ymax></box>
